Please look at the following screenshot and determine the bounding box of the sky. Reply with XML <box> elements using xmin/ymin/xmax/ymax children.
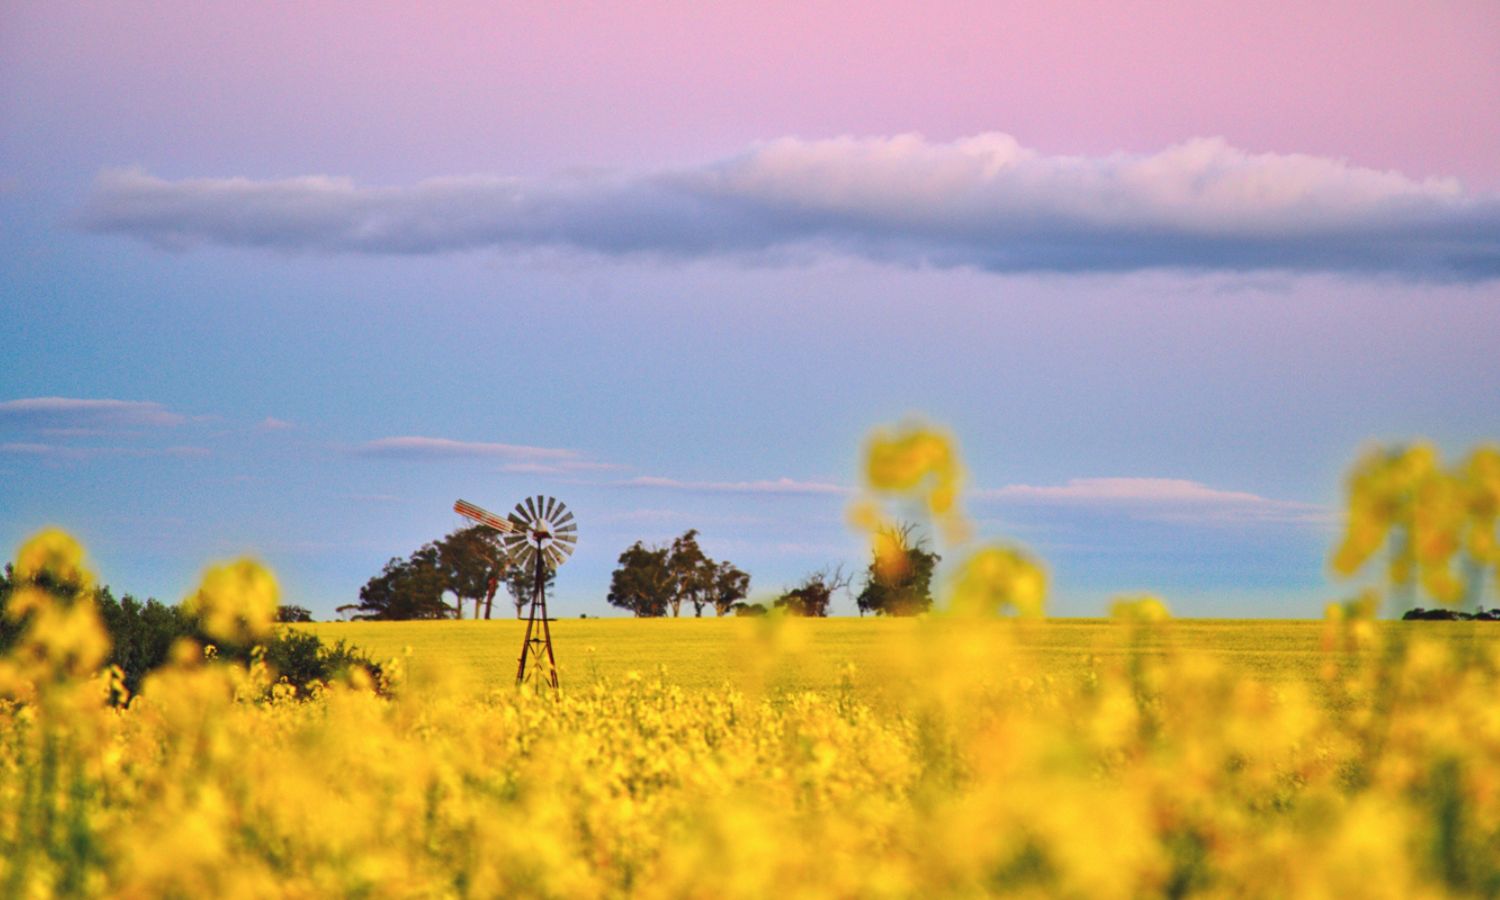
<box><xmin>2</xmin><ymin>1</ymin><xmax>1498</xmax><ymax>618</ymax></box>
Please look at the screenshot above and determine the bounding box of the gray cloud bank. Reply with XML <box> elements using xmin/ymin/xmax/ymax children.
<box><xmin>82</xmin><ymin>134</ymin><xmax>1500</xmax><ymax>279</ymax></box>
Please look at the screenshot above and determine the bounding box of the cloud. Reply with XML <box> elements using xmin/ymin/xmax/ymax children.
<box><xmin>0</xmin><ymin>442</ymin><xmax>209</xmax><ymax>460</ymax></box>
<box><xmin>80</xmin><ymin>134</ymin><xmax>1500</xmax><ymax>279</ymax></box>
<box><xmin>976</xmin><ymin>477</ymin><xmax>1327</xmax><ymax>525</ymax></box>
<box><xmin>355</xmin><ymin>435</ymin><xmax>581</xmax><ymax>461</ymax></box>
<box><xmin>500</xmin><ymin>460</ymin><xmax>625</xmax><ymax>475</ymax></box>
<box><xmin>621</xmin><ymin>475</ymin><xmax>849</xmax><ymax>495</ymax></box>
<box><xmin>0</xmin><ymin>397</ymin><xmax>187</xmax><ymax>429</ymax></box>
<box><xmin>257</xmin><ymin>416</ymin><xmax>294</xmax><ymax>431</ymax></box>
<box><xmin>595</xmin><ymin>508</ymin><xmax>771</xmax><ymax>526</ymax></box>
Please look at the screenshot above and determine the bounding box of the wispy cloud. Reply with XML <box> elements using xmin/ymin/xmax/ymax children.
<box><xmin>81</xmin><ymin>134</ymin><xmax>1500</xmax><ymax>279</ymax></box>
<box><xmin>355</xmin><ymin>435</ymin><xmax>581</xmax><ymax>462</ymax></box>
<box><xmin>500</xmin><ymin>460</ymin><xmax>625</xmax><ymax>476</ymax></box>
<box><xmin>0</xmin><ymin>442</ymin><xmax>210</xmax><ymax>460</ymax></box>
<box><xmin>621</xmin><ymin>475</ymin><xmax>850</xmax><ymax>496</ymax></box>
<box><xmin>595</xmin><ymin>508</ymin><xmax>772</xmax><ymax>526</ymax></box>
<box><xmin>257</xmin><ymin>416</ymin><xmax>294</xmax><ymax>431</ymax></box>
<box><xmin>0</xmin><ymin>397</ymin><xmax>188</xmax><ymax>429</ymax></box>
<box><xmin>976</xmin><ymin>477</ymin><xmax>1327</xmax><ymax>525</ymax></box>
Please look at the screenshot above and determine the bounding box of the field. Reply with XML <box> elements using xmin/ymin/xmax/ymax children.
<box><xmin>10</xmin><ymin>522</ymin><xmax>1500</xmax><ymax>896</ymax></box>
<box><xmin>305</xmin><ymin>616</ymin><xmax>1500</xmax><ymax>701</ymax></box>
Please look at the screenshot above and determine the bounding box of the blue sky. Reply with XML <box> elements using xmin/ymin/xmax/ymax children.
<box><xmin>3</xmin><ymin>4</ymin><xmax>1498</xmax><ymax>617</ymax></box>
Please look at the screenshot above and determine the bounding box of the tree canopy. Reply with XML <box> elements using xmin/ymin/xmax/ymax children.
<box><xmin>607</xmin><ymin>542</ymin><xmax>674</xmax><ymax>617</ymax></box>
<box><xmin>340</xmin><ymin>525</ymin><xmax>509</xmax><ymax>621</ymax></box>
<box><xmin>774</xmin><ymin>567</ymin><xmax>850</xmax><ymax>617</ymax></box>
<box><xmin>607</xmin><ymin>531</ymin><xmax>750</xmax><ymax>617</ymax></box>
<box><xmin>854</xmin><ymin>526</ymin><xmax>940</xmax><ymax>616</ymax></box>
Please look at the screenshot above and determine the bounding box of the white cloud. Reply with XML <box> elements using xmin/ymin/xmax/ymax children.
<box><xmin>257</xmin><ymin>416</ymin><xmax>294</xmax><ymax>430</ymax></box>
<box><xmin>0</xmin><ymin>397</ymin><xmax>187</xmax><ymax>429</ymax></box>
<box><xmin>80</xmin><ymin>134</ymin><xmax>1500</xmax><ymax>279</ymax></box>
<box><xmin>621</xmin><ymin>475</ymin><xmax>849</xmax><ymax>495</ymax></box>
<box><xmin>977</xmin><ymin>477</ymin><xmax>1327</xmax><ymax>524</ymax></box>
<box><xmin>355</xmin><ymin>435</ymin><xmax>581</xmax><ymax>461</ymax></box>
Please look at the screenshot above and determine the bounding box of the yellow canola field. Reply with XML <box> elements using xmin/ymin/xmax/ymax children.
<box><xmin>305</xmin><ymin>615</ymin><xmax>1500</xmax><ymax>699</ymax></box>
<box><xmin>10</xmin><ymin>580</ymin><xmax>1500</xmax><ymax>897</ymax></box>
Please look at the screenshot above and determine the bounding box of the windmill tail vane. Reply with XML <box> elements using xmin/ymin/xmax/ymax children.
<box><xmin>453</xmin><ymin>498</ymin><xmax>516</xmax><ymax>533</ymax></box>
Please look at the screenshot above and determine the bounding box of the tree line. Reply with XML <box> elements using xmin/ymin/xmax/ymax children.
<box><xmin>342</xmin><ymin>523</ymin><xmax>941</xmax><ymax>620</ymax></box>
<box><xmin>606</xmin><ymin>524</ymin><xmax>939</xmax><ymax>618</ymax></box>
<box><xmin>339</xmin><ymin>525</ymin><xmax>548</xmax><ymax>621</ymax></box>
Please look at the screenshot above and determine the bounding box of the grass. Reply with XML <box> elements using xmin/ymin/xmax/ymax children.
<box><xmin>304</xmin><ymin>617</ymin><xmax>1500</xmax><ymax>702</ymax></box>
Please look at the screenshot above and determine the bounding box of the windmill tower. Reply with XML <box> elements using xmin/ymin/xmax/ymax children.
<box><xmin>454</xmin><ymin>496</ymin><xmax>577</xmax><ymax>688</ymax></box>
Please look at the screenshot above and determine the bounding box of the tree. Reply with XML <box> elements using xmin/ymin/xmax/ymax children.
<box><xmin>775</xmin><ymin>567</ymin><xmax>850</xmax><ymax>617</ymax></box>
<box><xmin>276</xmin><ymin>604</ymin><xmax>314</xmax><ymax>623</ymax></box>
<box><xmin>341</xmin><ymin>526</ymin><xmax>511</xmax><ymax>622</ymax></box>
<box><xmin>609</xmin><ymin>531</ymin><xmax>750</xmax><ymax>618</ymax></box>
<box><xmin>711</xmin><ymin>561</ymin><xmax>751</xmax><ymax>616</ymax></box>
<box><xmin>607</xmin><ymin>542</ymin><xmax>675</xmax><ymax>617</ymax></box>
<box><xmin>435</xmin><ymin>525</ymin><xmax>509</xmax><ymax>619</ymax></box>
<box><xmin>340</xmin><ymin>545</ymin><xmax>452</xmax><ymax>621</ymax></box>
<box><xmin>669</xmin><ymin>529</ymin><xmax>714</xmax><ymax>617</ymax></box>
<box><xmin>855</xmin><ymin>525</ymin><xmax>940</xmax><ymax>616</ymax></box>
<box><xmin>505</xmin><ymin>563</ymin><xmax>556</xmax><ymax>618</ymax></box>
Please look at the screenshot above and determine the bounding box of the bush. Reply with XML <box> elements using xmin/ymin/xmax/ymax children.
<box><xmin>2</xmin><ymin>567</ymin><xmax>378</xmax><ymax>698</ymax></box>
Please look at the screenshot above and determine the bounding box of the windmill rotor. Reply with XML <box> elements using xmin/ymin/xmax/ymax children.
<box><xmin>502</xmin><ymin>494</ymin><xmax>577</xmax><ymax>575</ymax></box>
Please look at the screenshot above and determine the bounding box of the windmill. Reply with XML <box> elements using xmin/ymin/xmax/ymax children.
<box><xmin>453</xmin><ymin>495</ymin><xmax>577</xmax><ymax>688</ymax></box>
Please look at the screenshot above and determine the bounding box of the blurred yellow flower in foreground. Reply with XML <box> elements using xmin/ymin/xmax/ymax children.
<box><xmin>13</xmin><ymin>527</ymin><xmax>93</xmax><ymax>591</ymax></box>
<box><xmin>860</xmin><ymin>423</ymin><xmax>970</xmax><ymax>546</ymax></box>
<box><xmin>1109</xmin><ymin>594</ymin><xmax>1171</xmax><ymax>623</ymax></box>
<box><xmin>1333</xmin><ymin>441</ymin><xmax>1497</xmax><ymax>608</ymax></box>
<box><xmin>183</xmin><ymin>559</ymin><xmax>279</xmax><ymax>645</ymax></box>
<box><xmin>950</xmin><ymin>546</ymin><xmax>1048</xmax><ymax>617</ymax></box>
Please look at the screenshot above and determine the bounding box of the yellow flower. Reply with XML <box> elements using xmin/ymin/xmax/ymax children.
<box><xmin>1109</xmin><ymin>595</ymin><xmax>1170</xmax><ymax>623</ymax></box>
<box><xmin>13</xmin><ymin>527</ymin><xmax>93</xmax><ymax>591</ymax></box>
<box><xmin>861</xmin><ymin>424</ymin><xmax>969</xmax><ymax>544</ymax></box>
<box><xmin>184</xmin><ymin>559</ymin><xmax>279</xmax><ymax>645</ymax></box>
<box><xmin>949</xmin><ymin>545</ymin><xmax>1047</xmax><ymax>617</ymax></box>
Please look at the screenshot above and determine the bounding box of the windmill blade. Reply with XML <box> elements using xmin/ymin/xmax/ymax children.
<box><xmin>534</xmin><ymin>495</ymin><xmax>546</xmax><ymax>521</ymax></box>
<box><xmin>554</xmin><ymin>510</ymin><xmax>575</xmax><ymax>527</ymax></box>
<box><xmin>543</xmin><ymin>496</ymin><xmax>557</xmax><ymax>521</ymax></box>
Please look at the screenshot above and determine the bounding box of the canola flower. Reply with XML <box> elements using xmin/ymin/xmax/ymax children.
<box><xmin>1333</xmin><ymin>442</ymin><xmax>1500</xmax><ymax>609</ymax></box>
<box><xmin>3</xmin><ymin>432</ymin><xmax>1500</xmax><ymax>896</ymax></box>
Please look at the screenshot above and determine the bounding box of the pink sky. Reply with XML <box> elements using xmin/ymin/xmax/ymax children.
<box><xmin>4</xmin><ymin>1</ymin><xmax>1498</xmax><ymax>184</ymax></box>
